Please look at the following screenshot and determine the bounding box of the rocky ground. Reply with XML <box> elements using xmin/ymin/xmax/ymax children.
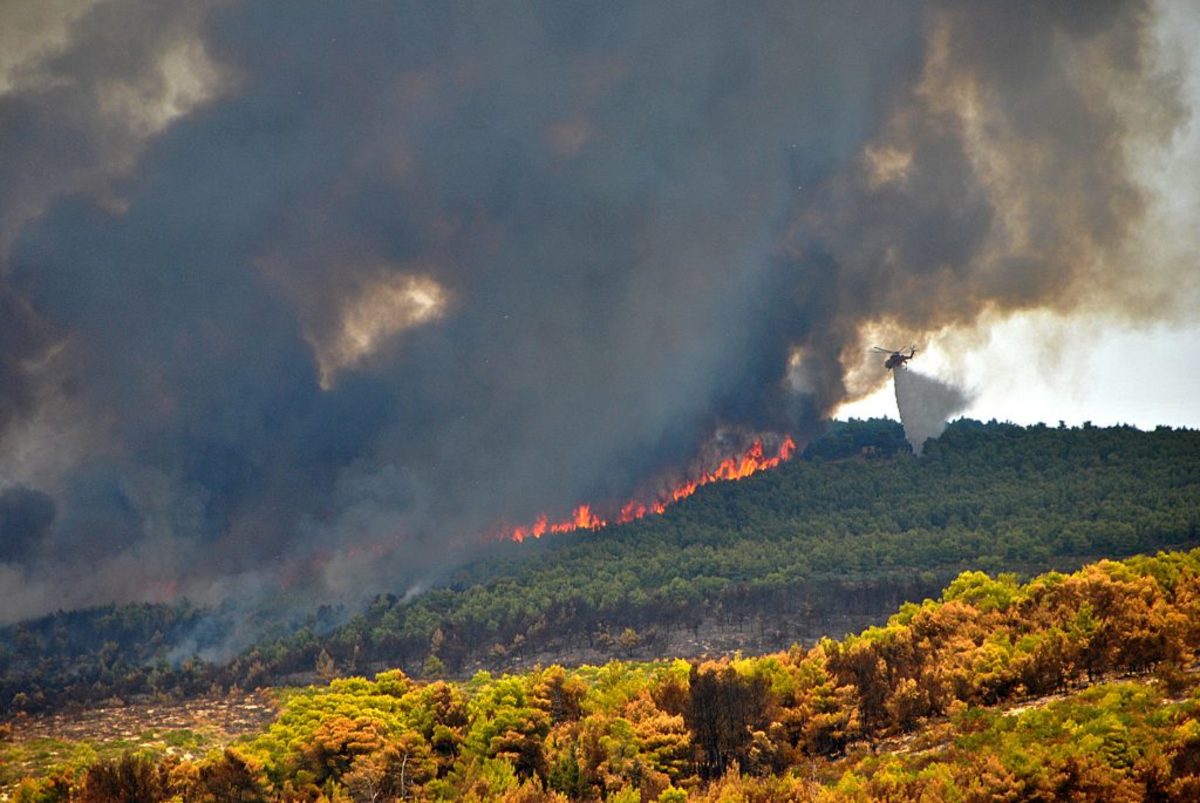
<box><xmin>5</xmin><ymin>690</ymin><xmax>278</xmax><ymax>746</ymax></box>
<box><xmin>0</xmin><ymin>690</ymin><xmax>279</xmax><ymax>796</ymax></box>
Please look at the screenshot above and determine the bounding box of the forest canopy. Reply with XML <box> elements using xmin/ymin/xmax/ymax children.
<box><xmin>9</xmin><ymin>548</ymin><xmax>1200</xmax><ymax>801</ymax></box>
<box><xmin>2</xmin><ymin>419</ymin><xmax>1198</xmax><ymax>711</ymax></box>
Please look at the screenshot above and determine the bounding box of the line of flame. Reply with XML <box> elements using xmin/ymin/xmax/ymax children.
<box><xmin>506</xmin><ymin>436</ymin><xmax>796</xmax><ymax>543</ymax></box>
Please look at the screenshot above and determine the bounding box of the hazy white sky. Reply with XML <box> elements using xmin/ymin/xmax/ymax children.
<box><xmin>837</xmin><ymin>315</ymin><xmax>1200</xmax><ymax>429</ymax></box>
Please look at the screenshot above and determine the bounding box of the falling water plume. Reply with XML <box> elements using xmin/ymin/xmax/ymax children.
<box><xmin>893</xmin><ymin>368</ymin><xmax>971</xmax><ymax>455</ymax></box>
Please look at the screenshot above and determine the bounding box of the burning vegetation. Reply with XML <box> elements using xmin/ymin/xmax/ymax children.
<box><xmin>505</xmin><ymin>436</ymin><xmax>796</xmax><ymax>542</ymax></box>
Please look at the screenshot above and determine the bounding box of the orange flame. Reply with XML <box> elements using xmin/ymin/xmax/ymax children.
<box><xmin>506</xmin><ymin>436</ymin><xmax>796</xmax><ymax>542</ymax></box>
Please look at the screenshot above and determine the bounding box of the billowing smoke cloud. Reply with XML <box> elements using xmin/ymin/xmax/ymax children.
<box><xmin>776</xmin><ymin>0</ymin><xmax>1193</xmax><ymax>414</ymax></box>
<box><xmin>0</xmin><ymin>0</ymin><xmax>1194</xmax><ymax>622</ymax></box>
<box><xmin>893</xmin><ymin>369</ymin><xmax>971</xmax><ymax>455</ymax></box>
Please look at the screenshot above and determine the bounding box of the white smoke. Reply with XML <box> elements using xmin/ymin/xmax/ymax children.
<box><xmin>893</xmin><ymin>368</ymin><xmax>971</xmax><ymax>455</ymax></box>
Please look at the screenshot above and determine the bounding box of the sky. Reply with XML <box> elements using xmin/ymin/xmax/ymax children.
<box><xmin>0</xmin><ymin>0</ymin><xmax>1198</xmax><ymax>623</ymax></box>
<box><xmin>840</xmin><ymin>0</ymin><xmax>1200</xmax><ymax>430</ymax></box>
<box><xmin>838</xmin><ymin>314</ymin><xmax>1200</xmax><ymax>430</ymax></box>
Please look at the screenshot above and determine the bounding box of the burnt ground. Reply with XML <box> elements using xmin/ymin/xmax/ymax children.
<box><xmin>459</xmin><ymin>609</ymin><xmax>898</xmax><ymax>677</ymax></box>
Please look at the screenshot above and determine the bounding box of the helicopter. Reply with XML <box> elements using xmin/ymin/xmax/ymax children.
<box><xmin>872</xmin><ymin>345</ymin><xmax>916</xmax><ymax>370</ymax></box>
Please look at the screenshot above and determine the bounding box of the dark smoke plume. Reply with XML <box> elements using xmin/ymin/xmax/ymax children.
<box><xmin>0</xmin><ymin>486</ymin><xmax>55</xmax><ymax>563</ymax></box>
<box><xmin>0</xmin><ymin>0</ymin><xmax>1193</xmax><ymax>622</ymax></box>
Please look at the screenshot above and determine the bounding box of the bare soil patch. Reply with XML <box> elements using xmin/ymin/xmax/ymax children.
<box><xmin>4</xmin><ymin>690</ymin><xmax>278</xmax><ymax>746</ymax></box>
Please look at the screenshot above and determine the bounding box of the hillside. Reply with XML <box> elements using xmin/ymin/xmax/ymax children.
<box><xmin>3</xmin><ymin>419</ymin><xmax>1199</xmax><ymax>714</ymax></box>
<box><xmin>7</xmin><ymin>549</ymin><xmax>1200</xmax><ymax>800</ymax></box>
<box><xmin>233</xmin><ymin>418</ymin><xmax>1200</xmax><ymax>684</ymax></box>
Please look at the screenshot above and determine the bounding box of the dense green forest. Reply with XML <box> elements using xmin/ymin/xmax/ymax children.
<box><xmin>3</xmin><ymin>419</ymin><xmax>1199</xmax><ymax>714</ymax></box>
<box><xmin>233</xmin><ymin>419</ymin><xmax>1200</xmax><ymax>687</ymax></box>
<box><xmin>8</xmin><ymin>549</ymin><xmax>1200</xmax><ymax>800</ymax></box>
